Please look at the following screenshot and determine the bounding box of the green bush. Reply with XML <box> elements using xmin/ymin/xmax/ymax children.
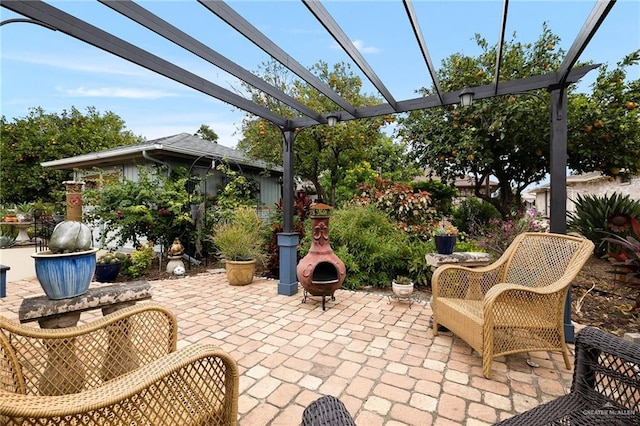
<box><xmin>567</xmin><ymin>193</ymin><xmax>640</xmax><ymax>257</ymax></box>
<box><xmin>122</xmin><ymin>242</ymin><xmax>155</xmax><ymax>278</ymax></box>
<box><xmin>452</xmin><ymin>197</ymin><xmax>501</xmax><ymax>235</ymax></box>
<box><xmin>300</xmin><ymin>205</ymin><xmax>413</xmax><ymax>290</ymax></box>
<box><xmin>411</xmin><ymin>180</ymin><xmax>458</xmax><ymax>217</ymax></box>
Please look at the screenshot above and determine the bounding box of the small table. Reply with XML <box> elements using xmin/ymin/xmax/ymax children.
<box><xmin>425</xmin><ymin>251</ymin><xmax>492</xmax><ymax>271</ymax></box>
<box><xmin>19</xmin><ymin>281</ymin><xmax>152</xmax><ymax>395</ymax></box>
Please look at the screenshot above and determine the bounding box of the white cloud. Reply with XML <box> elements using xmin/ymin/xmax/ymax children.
<box><xmin>332</xmin><ymin>40</ymin><xmax>381</xmax><ymax>54</ymax></box>
<box><xmin>352</xmin><ymin>40</ymin><xmax>380</xmax><ymax>54</ymax></box>
<box><xmin>3</xmin><ymin>53</ymin><xmax>144</xmax><ymax>77</ymax></box>
<box><xmin>62</xmin><ymin>86</ymin><xmax>178</xmax><ymax>99</ymax></box>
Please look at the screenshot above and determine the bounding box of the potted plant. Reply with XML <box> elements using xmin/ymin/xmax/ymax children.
<box><xmin>31</xmin><ymin>220</ymin><xmax>98</xmax><ymax>299</ymax></box>
<box><xmin>212</xmin><ymin>206</ymin><xmax>265</xmax><ymax>286</ymax></box>
<box><xmin>16</xmin><ymin>202</ymin><xmax>33</xmax><ymax>222</ymax></box>
<box><xmin>95</xmin><ymin>251</ymin><xmax>127</xmax><ymax>282</ymax></box>
<box><xmin>434</xmin><ymin>222</ymin><xmax>459</xmax><ymax>254</ymax></box>
<box><xmin>392</xmin><ymin>275</ymin><xmax>414</xmax><ymax>298</ymax></box>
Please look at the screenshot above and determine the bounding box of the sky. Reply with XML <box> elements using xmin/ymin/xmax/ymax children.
<box><xmin>1</xmin><ymin>0</ymin><xmax>639</xmax><ymax>149</ymax></box>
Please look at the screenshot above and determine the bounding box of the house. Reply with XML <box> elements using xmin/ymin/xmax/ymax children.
<box><xmin>530</xmin><ymin>172</ymin><xmax>640</xmax><ymax>217</ymax></box>
<box><xmin>414</xmin><ymin>168</ymin><xmax>499</xmax><ymax>205</ymax></box>
<box><xmin>41</xmin><ymin>133</ymin><xmax>284</xmax><ymax>208</ymax></box>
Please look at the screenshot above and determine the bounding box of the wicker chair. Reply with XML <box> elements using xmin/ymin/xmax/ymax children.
<box><xmin>431</xmin><ymin>232</ymin><xmax>595</xmax><ymax>379</ymax></box>
<box><xmin>496</xmin><ymin>326</ymin><xmax>640</xmax><ymax>425</ymax></box>
<box><xmin>0</xmin><ymin>302</ymin><xmax>239</xmax><ymax>425</ymax></box>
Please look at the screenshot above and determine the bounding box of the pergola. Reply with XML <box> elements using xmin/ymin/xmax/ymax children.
<box><xmin>1</xmin><ymin>0</ymin><xmax>618</xmax><ymax>340</ymax></box>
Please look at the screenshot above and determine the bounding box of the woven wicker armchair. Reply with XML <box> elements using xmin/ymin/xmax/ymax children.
<box><xmin>0</xmin><ymin>302</ymin><xmax>239</xmax><ymax>425</ymax></box>
<box><xmin>431</xmin><ymin>232</ymin><xmax>595</xmax><ymax>379</ymax></box>
<box><xmin>496</xmin><ymin>326</ymin><xmax>640</xmax><ymax>425</ymax></box>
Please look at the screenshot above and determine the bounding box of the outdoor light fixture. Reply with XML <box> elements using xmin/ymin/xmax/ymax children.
<box><xmin>327</xmin><ymin>113</ymin><xmax>340</xmax><ymax>127</ymax></box>
<box><xmin>459</xmin><ymin>87</ymin><xmax>475</xmax><ymax>108</ymax></box>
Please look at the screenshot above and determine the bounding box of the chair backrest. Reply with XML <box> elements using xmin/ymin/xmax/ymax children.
<box><xmin>503</xmin><ymin>232</ymin><xmax>594</xmax><ymax>288</ymax></box>
<box><xmin>0</xmin><ymin>305</ymin><xmax>177</xmax><ymax>396</ymax></box>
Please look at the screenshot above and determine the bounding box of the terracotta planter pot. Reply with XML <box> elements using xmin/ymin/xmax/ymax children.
<box><xmin>225</xmin><ymin>259</ymin><xmax>257</xmax><ymax>286</ymax></box>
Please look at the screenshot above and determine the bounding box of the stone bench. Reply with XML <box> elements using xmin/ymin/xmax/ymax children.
<box><xmin>425</xmin><ymin>251</ymin><xmax>492</xmax><ymax>271</ymax></box>
<box><xmin>19</xmin><ymin>280</ymin><xmax>152</xmax><ymax>328</ymax></box>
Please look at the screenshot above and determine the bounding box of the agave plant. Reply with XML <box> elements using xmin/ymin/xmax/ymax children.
<box><xmin>603</xmin><ymin>215</ymin><xmax>640</xmax><ymax>311</ymax></box>
<box><xmin>567</xmin><ymin>193</ymin><xmax>640</xmax><ymax>256</ymax></box>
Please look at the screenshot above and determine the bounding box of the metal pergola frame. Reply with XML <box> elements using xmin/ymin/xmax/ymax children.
<box><xmin>1</xmin><ymin>0</ymin><xmax>617</xmax><ymax>340</ymax></box>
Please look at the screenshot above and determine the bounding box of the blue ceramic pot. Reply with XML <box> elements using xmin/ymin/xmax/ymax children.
<box><xmin>435</xmin><ymin>235</ymin><xmax>457</xmax><ymax>255</ymax></box>
<box><xmin>31</xmin><ymin>248</ymin><xmax>98</xmax><ymax>299</ymax></box>
<box><xmin>94</xmin><ymin>262</ymin><xmax>122</xmax><ymax>283</ymax></box>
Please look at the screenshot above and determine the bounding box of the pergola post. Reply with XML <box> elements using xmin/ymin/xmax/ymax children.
<box><xmin>277</xmin><ymin>129</ymin><xmax>299</xmax><ymax>296</ymax></box>
<box><xmin>549</xmin><ymin>87</ymin><xmax>574</xmax><ymax>343</ymax></box>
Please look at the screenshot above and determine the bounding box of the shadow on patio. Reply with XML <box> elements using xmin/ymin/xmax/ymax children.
<box><xmin>0</xmin><ymin>272</ymin><xmax>577</xmax><ymax>425</ymax></box>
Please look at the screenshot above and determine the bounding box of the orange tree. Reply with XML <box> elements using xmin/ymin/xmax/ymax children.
<box><xmin>397</xmin><ymin>25</ymin><xmax>639</xmax><ymax>218</ymax></box>
<box><xmin>237</xmin><ymin>60</ymin><xmax>418</xmax><ymax>206</ymax></box>
<box><xmin>568</xmin><ymin>51</ymin><xmax>640</xmax><ymax>177</ymax></box>
<box><xmin>0</xmin><ymin>106</ymin><xmax>141</xmax><ymax>205</ymax></box>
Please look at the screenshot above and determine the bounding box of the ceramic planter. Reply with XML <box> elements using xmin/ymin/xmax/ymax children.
<box><xmin>94</xmin><ymin>262</ymin><xmax>122</xmax><ymax>283</ymax></box>
<box><xmin>31</xmin><ymin>248</ymin><xmax>98</xmax><ymax>299</ymax></box>
<box><xmin>435</xmin><ymin>235</ymin><xmax>457</xmax><ymax>254</ymax></box>
<box><xmin>225</xmin><ymin>259</ymin><xmax>257</xmax><ymax>286</ymax></box>
<box><xmin>392</xmin><ymin>280</ymin><xmax>414</xmax><ymax>298</ymax></box>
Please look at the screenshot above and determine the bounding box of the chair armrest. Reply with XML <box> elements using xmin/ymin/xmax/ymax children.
<box><xmin>432</xmin><ymin>261</ymin><xmax>507</xmax><ymax>299</ymax></box>
<box><xmin>571</xmin><ymin>327</ymin><xmax>640</xmax><ymax>410</ymax></box>
<box><xmin>0</xmin><ymin>344</ymin><xmax>240</xmax><ymax>426</ymax></box>
<box><xmin>482</xmin><ymin>282</ymin><xmax>569</xmax><ymax>325</ymax></box>
<box><xmin>1</xmin><ymin>302</ymin><xmax>178</xmax><ymax>395</ymax></box>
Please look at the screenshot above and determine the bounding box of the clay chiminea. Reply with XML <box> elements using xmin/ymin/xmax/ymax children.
<box><xmin>296</xmin><ymin>203</ymin><xmax>346</xmax><ymax>310</ymax></box>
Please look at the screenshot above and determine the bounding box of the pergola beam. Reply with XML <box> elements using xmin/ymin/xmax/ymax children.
<box><xmin>198</xmin><ymin>0</ymin><xmax>358</xmax><ymax>118</ymax></box>
<box><xmin>99</xmin><ymin>0</ymin><xmax>325</xmax><ymax>123</ymax></box>
<box><xmin>1</xmin><ymin>0</ymin><xmax>289</xmax><ymax>126</ymax></box>
<box><xmin>493</xmin><ymin>0</ymin><xmax>510</xmax><ymax>94</ymax></box>
<box><xmin>288</xmin><ymin>64</ymin><xmax>598</xmax><ymax>128</ymax></box>
<box><xmin>303</xmin><ymin>0</ymin><xmax>397</xmax><ymax>110</ymax></box>
<box><xmin>403</xmin><ymin>0</ymin><xmax>444</xmax><ymax>104</ymax></box>
<box><xmin>557</xmin><ymin>0</ymin><xmax>616</xmax><ymax>87</ymax></box>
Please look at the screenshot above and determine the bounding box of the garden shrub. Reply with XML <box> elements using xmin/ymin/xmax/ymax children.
<box><xmin>122</xmin><ymin>242</ymin><xmax>155</xmax><ymax>278</ymax></box>
<box><xmin>452</xmin><ymin>197</ymin><xmax>501</xmax><ymax>235</ymax></box>
<box><xmin>300</xmin><ymin>204</ymin><xmax>412</xmax><ymax>290</ymax></box>
<box><xmin>352</xmin><ymin>177</ymin><xmax>437</xmax><ymax>240</ymax></box>
<box><xmin>474</xmin><ymin>215</ymin><xmax>549</xmax><ymax>259</ymax></box>
<box><xmin>84</xmin><ymin>167</ymin><xmax>191</xmax><ymax>252</ymax></box>
<box><xmin>411</xmin><ymin>180</ymin><xmax>458</xmax><ymax>217</ymax></box>
<box><xmin>567</xmin><ymin>192</ymin><xmax>640</xmax><ymax>257</ymax></box>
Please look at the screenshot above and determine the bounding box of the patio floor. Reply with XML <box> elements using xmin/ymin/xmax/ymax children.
<box><xmin>0</xmin><ymin>271</ymin><xmax>580</xmax><ymax>425</ymax></box>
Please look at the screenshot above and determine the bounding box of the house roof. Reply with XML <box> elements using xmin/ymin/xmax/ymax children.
<box><xmin>414</xmin><ymin>168</ymin><xmax>499</xmax><ymax>190</ymax></box>
<box><xmin>41</xmin><ymin>133</ymin><xmax>283</xmax><ymax>173</ymax></box>
<box><xmin>529</xmin><ymin>171</ymin><xmax>608</xmax><ymax>192</ymax></box>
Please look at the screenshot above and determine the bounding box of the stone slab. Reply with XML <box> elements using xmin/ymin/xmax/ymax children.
<box><xmin>623</xmin><ymin>332</ymin><xmax>640</xmax><ymax>343</ymax></box>
<box><xmin>425</xmin><ymin>252</ymin><xmax>492</xmax><ymax>269</ymax></box>
<box><xmin>19</xmin><ymin>281</ymin><xmax>152</xmax><ymax>323</ymax></box>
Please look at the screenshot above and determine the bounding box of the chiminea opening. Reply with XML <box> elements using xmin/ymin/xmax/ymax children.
<box><xmin>312</xmin><ymin>262</ymin><xmax>339</xmax><ymax>285</ymax></box>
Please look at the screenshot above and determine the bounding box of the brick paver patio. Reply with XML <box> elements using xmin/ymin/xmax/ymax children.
<box><xmin>0</xmin><ymin>271</ymin><xmax>579</xmax><ymax>425</ymax></box>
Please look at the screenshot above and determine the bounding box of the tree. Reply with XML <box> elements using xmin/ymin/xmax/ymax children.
<box><xmin>194</xmin><ymin>124</ymin><xmax>219</xmax><ymax>142</ymax></box>
<box><xmin>568</xmin><ymin>51</ymin><xmax>640</xmax><ymax>177</ymax></box>
<box><xmin>237</xmin><ymin>60</ymin><xmax>416</xmax><ymax>206</ymax></box>
<box><xmin>397</xmin><ymin>25</ymin><xmax>639</xmax><ymax>218</ymax></box>
<box><xmin>0</xmin><ymin>106</ymin><xmax>142</xmax><ymax>205</ymax></box>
